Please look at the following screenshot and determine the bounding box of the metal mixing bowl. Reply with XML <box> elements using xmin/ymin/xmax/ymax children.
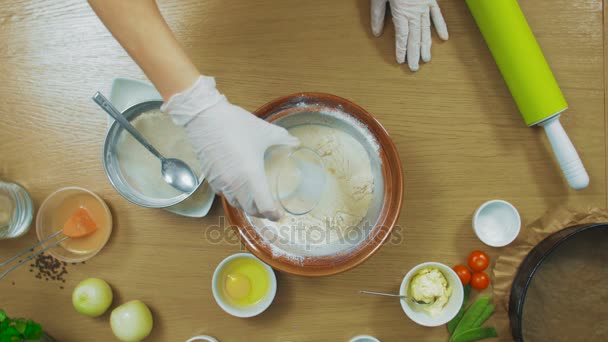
<box><xmin>103</xmin><ymin>100</ymin><xmax>204</xmax><ymax>208</ymax></box>
<box><xmin>223</xmin><ymin>93</ymin><xmax>404</xmax><ymax>277</ymax></box>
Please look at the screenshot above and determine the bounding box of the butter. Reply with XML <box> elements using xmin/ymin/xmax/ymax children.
<box><xmin>409</xmin><ymin>267</ymin><xmax>453</xmax><ymax>316</ymax></box>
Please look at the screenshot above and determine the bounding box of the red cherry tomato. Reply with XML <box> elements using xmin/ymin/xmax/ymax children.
<box><xmin>468</xmin><ymin>250</ymin><xmax>490</xmax><ymax>272</ymax></box>
<box><xmin>453</xmin><ymin>265</ymin><xmax>472</xmax><ymax>285</ymax></box>
<box><xmin>471</xmin><ymin>272</ymin><xmax>490</xmax><ymax>290</ymax></box>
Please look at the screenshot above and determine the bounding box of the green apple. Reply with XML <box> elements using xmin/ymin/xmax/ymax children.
<box><xmin>110</xmin><ymin>300</ymin><xmax>154</xmax><ymax>342</ymax></box>
<box><xmin>72</xmin><ymin>277</ymin><xmax>113</xmax><ymax>317</ymax></box>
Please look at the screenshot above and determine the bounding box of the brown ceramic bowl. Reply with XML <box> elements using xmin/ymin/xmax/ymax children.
<box><xmin>222</xmin><ymin>93</ymin><xmax>403</xmax><ymax>277</ymax></box>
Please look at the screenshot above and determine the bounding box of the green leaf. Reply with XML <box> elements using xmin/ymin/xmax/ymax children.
<box><xmin>472</xmin><ymin>304</ymin><xmax>495</xmax><ymax>328</ymax></box>
<box><xmin>448</xmin><ymin>284</ymin><xmax>472</xmax><ymax>333</ymax></box>
<box><xmin>0</xmin><ymin>311</ymin><xmax>42</xmax><ymax>341</ymax></box>
<box><xmin>0</xmin><ymin>326</ymin><xmax>20</xmax><ymax>337</ymax></box>
<box><xmin>13</xmin><ymin>320</ymin><xmax>26</xmax><ymax>335</ymax></box>
<box><xmin>23</xmin><ymin>322</ymin><xmax>42</xmax><ymax>340</ymax></box>
<box><xmin>451</xmin><ymin>326</ymin><xmax>498</xmax><ymax>342</ymax></box>
<box><xmin>451</xmin><ymin>297</ymin><xmax>491</xmax><ymax>341</ymax></box>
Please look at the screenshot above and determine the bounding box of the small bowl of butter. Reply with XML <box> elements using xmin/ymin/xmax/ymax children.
<box><xmin>212</xmin><ymin>253</ymin><xmax>277</xmax><ymax>318</ymax></box>
<box><xmin>399</xmin><ymin>262</ymin><xmax>464</xmax><ymax>327</ymax></box>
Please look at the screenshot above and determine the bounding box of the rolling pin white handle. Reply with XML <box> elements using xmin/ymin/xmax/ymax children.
<box><xmin>541</xmin><ymin>116</ymin><xmax>589</xmax><ymax>190</ymax></box>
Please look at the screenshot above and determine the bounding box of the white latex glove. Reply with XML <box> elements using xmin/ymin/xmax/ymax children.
<box><xmin>371</xmin><ymin>0</ymin><xmax>449</xmax><ymax>71</ymax></box>
<box><xmin>161</xmin><ymin>76</ymin><xmax>299</xmax><ymax>221</ymax></box>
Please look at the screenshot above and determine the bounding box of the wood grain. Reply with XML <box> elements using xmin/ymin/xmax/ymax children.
<box><xmin>605</xmin><ymin>0</ymin><xmax>607</xmax><ymax>208</ymax></box>
<box><xmin>0</xmin><ymin>0</ymin><xmax>605</xmax><ymax>341</ymax></box>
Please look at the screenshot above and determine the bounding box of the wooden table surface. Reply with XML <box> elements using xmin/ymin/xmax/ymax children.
<box><xmin>0</xmin><ymin>0</ymin><xmax>606</xmax><ymax>341</ymax></box>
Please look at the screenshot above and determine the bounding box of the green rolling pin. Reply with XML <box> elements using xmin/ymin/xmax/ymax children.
<box><xmin>466</xmin><ymin>0</ymin><xmax>589</xmax><ymax>190</ymax></box>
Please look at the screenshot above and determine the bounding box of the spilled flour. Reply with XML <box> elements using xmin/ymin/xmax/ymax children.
<box><xmin>250</xmin><ymin>122</ymin><xmax>375</xmax><ymax>260</ymax></box>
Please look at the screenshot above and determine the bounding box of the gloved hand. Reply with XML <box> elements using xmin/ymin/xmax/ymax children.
<box><xmin>162</xmin><ymin>76</ymin><xmax>300</xmax><ymax>221</ymax></box>
<box><xmin>371</xmin><ymin>0</ymin><xmax>449</xmax><ymax>72</ymax></box>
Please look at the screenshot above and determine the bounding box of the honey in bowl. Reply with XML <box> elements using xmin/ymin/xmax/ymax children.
<box><xmin>220</xmin><ymin>257</ymin><xmax>270</xmax><ymax>306</ymax></box>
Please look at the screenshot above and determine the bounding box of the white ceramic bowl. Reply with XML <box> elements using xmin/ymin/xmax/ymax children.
<box><xmin>399</xmin><ymin>262</ymin><xmax>464</xmax><ymax>327</ymax></box>
<box><xmin>186</xmin><ymin>336</ymin><xmax>219</xmax><ymax>342</ymax></box>
<box><xmin>349</xmin><ymin>335</ymin><xmax>380</xmax><ymax>342</ymax></box>
<box><xmin>473</xmin><ymin>200</ymin><xmax>521</xmax><ymax>247</ymax></box>
<box><xmin>212</xmin><ymin>253</ymin><xmax>277</xmax><ymax>318</ymax></box>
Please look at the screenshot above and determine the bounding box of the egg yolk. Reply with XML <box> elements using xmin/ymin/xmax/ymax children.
<box><xmin>224</xmin><ymin>273</ymin><xmax>251</xmax><ymax>300</ymax></box>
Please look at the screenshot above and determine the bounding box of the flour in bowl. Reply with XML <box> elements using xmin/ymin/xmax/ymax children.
<box><xmin>251</xmin><ymin>124</ymin><xmax>375</xmax><ymax>259</ymax></box>
<box><xmin>116</xmin><ymin>109</ymin><xmax>201</xmax><ymax>199</ymax></box>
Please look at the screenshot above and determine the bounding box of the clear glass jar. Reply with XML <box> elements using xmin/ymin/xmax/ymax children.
<box><xmin>0</xmin><ymin>181</ymin><xmax>33</xmax><ymax>239</ymax></box>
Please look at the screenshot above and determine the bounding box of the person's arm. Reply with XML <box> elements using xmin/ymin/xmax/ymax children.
<box><xmin>88</xmin><ymin>0</ymin><xmax>297</xmax><ymax>221</ymax></box>
<box><xmin>88</xmin><ymin>0</ymin><xmax>198</xmax><ymax>100</ymax></box>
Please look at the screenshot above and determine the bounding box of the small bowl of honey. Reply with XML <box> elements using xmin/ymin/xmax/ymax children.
<box><xmin>212</xmin><ymin>253</ymin><xmax>277</xmax><ymax>318</ymax></box>
<box><xmin>36</xmin><ymin>187</ymin><xmax>113</xmax><ymax>263</ymax></box>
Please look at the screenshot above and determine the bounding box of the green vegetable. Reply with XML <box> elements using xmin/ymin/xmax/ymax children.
<box><xmin>451</xmin><ymin>327</ymin><xmax>498</xmax><ymax>342</ymax></box>
<box><xmin>472</xmin><ymin>304</ymin><xmax>495</xmax><ymax>328</ymax></box>
<box><xmin>451</xmin><ymin>297</ymin><xmax>490</xmax><ymax>340</ymax></box>
<box><xmin>0</xmin><ymin>309</ymin><xmax>43</xmax><ymax>342</ymax></box>
<box><xmin>447</xmin><ymin>285</ymin><xmax>472</xmax><ymax>333</ymax></box>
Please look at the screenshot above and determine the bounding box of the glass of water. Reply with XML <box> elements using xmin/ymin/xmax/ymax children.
<box><xmin>0</xmin><ymin>181</ymin><xmax>34</xmax><ymax>239</ymax></box>
<box><xmin>265</xmin><ymin>146</ymin><xmax>326</xmax><ymax>216</ymax></box>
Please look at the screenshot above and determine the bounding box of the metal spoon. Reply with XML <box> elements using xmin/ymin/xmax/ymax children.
<box><xmin>359</xmin><ymin>290</ymin><xmax>434</xmax><ymax>306</ymax></box>
<box><xmin>92</xmin><ymin>92</ymin><xmax>199</xmax><ymax>193</ymax></box>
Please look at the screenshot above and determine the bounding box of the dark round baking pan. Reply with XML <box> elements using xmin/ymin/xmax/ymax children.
<box><xmin>509</xmin><ymin>223</ymin><xmax>608</xmax><ymax>341</ymax></box>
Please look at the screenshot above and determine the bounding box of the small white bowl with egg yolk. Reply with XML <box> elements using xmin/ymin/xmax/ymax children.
<box><xmin>212</xmin><ymin>253</ymin><xmax>277</xmax><ymax>318</ymax></box>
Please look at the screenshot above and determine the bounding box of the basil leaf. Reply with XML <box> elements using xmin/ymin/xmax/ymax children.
<box><xmin>0</xmin><ymin>326</ymin><xmax>20</xmax><ymax>337</ymax></box>
<box><xmin>23</xmin><ymin>322</ymin><xmax>42</xmax><ymax>340</ymax></box>
<box><xmin>0</xmin><ymin>320</ymin><xmax>8</xmax><ymax>332</ymax></box>
<box><xmin>13</xmin><ymin>320</ymin><xmax>26</xmax><ymax>335</ymax></box>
